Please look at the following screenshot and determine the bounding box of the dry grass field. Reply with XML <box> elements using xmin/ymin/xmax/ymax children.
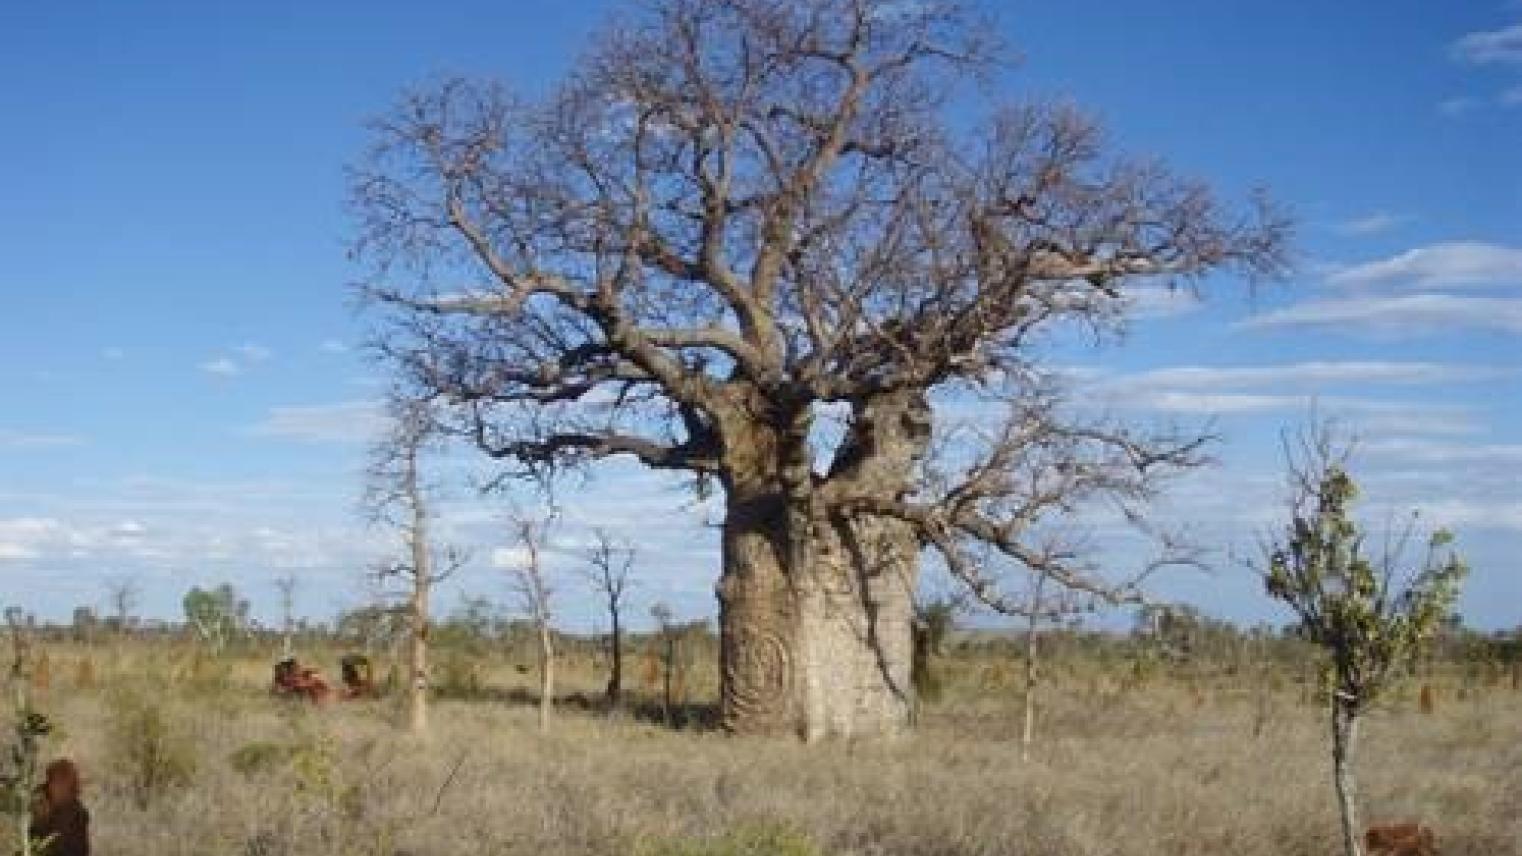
<box><xmin>6</xmin><ymin>635</ymin><xmax>1519</xmax><ymax>856</ymax></box>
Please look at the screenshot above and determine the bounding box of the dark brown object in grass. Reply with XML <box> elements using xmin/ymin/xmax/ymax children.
<box><xmin>30</xmin><ymin>758</ymin><xmax>91</xmax><ymax>856</ymax></box>
<box><xmin>1365</xmin><ymin>822</ymin><xmax>1436</xmax><ymax>856</ymax></box>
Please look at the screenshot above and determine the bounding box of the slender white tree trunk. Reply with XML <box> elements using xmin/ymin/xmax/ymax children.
<box><xmin>516</xmin><ymin>522</ymin><xmax>555</xmax><ymax>734</ymax></box>
<box><xmin>1331</xmin><ymin>700</ymin><xmax>1363</xmax><ymax>856</ymax></box>
<box><xmin>536</xmin><ymin>600</ymin><xmax>554</xmax><ymax>733</ymax></box>
<box><xmin>408</xmin><ymin>575</ymin><xmax>430</xmax><ymax>735</ymax></box>
<box><xmin>406</xmin><ymin>458</ymin><xmax>433</xmax><ymax>736</ymax></box>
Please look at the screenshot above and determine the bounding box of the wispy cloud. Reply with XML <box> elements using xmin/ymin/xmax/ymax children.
<box><xmin>200</xmin><ymin>357</ymin><xmax>242</xmax><ymax>377</ymax></box>
<box><xmin>233</xmin><ymin>343</ymin><xmax>273</xmax><ymax>362</ymax></box>
<box><xmin>0</xmin><ymin>517</ymin><xmax>64</xmax><ymax>562</ymax></box>
<box><xmin>1362</xmin><ymin>437</ymin><xmax>1522</xmax><ymax>466</ymax></box>
<box><xmin>1125</xmin><ymin>284</ymin><xmax>1203</xmax><ymax>320</ymax></box>
<box><xmin>1445</xmin><ymin>23</ymin><xmax>1522</xmax><ymax>114</ymax></box>
<box><xmin>250</xmin><ymin>401</ymin><xmax>385</xmax><ymax>443</ymax></box>
<box><xmin>1111</xmin><ymin>361</ymin><xmax>1509</xmax><ymax>390</ymax></box>
<box><xmin>1405</xmin><ymin>500</ymin><xmax>1522</xmax><ymax>533</ymax></box>
<box><xmin>0</xmin><ymin>543</ymin><xmax>38</xmax><ymax>561</ymax></box>
<box><xmin>1333</xmin><ymin>212</ymin><xmax>1410</xmax><ymax>237</ymax></box>
<box><xmin>1327</xmin><ymin>242</ymin><xmax>1522</xmax><ymax>290</ymax></box>
<box><xmin>1437</xmin><ymin>96</ymin><xmax>1483</xmax><ymax>116</ymax></box>
<box><xmin>1087</xmin><ymin>361</ymin><xmax>1493</xmax><ymax>436</ymax></box>
<box><xmin>319</xmin><ymin>340</ymin><xmax>351</xmax><ymax>354</ymax></box>
<box><xmin>0</xmin><ymin>432</ymin><xmax>84</xmax><ymax>450</ymax></box>
<box><xmin>0</xmin><ymin>431</ymin><xmax>86</xmax><ymax>450</ymax></box>
<box><xmin>1452</xmin><ymin>23</ymin><xmax>1522</xmax><ymax>65</ymax></box>
<box><xmin>200</xmin><ymin>344</ymin><xmax>274</xmax><ymax>378</ymax></box>
<box><xmin>1238</xmin><ymin>294</ymin><xmax>1522</xmax><ymax>335</ymax></box>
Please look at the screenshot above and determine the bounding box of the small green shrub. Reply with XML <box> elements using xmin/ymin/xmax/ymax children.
<box><xmin>435</xmin><ymin>652</ymin><xmax>483</xmax><ymax>699</ymax></box>
<box><xmin>106</xmin><ymin>688</ymin><xmax>196</xmax><ymax>809</ymax></box>
<box><xmin>229</xmin><ymin>741</ymin><xmax>294</xmax><ymax>777</ymax></box>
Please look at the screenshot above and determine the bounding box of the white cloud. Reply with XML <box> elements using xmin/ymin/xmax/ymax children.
<box><xmin>200</xmin><ymin>357</ymin><xmax>241</xmax><ymax>377</ymax></box>
<box><xmin>1327</xmin><ymin>242</ymin><xmax>1522</xmax><ymax>290</ymax></box>
<box><xmin>111</xmin><ymin>520</ymin><xmax>148</xmax><ymax>538</ymax></box>
<box><xmin>319</xmin><ymin>340</ymin><xmax>351</xmax><ymax>354</ymax></box>
<box><xmin>1362</xmin><ymin>437</ymin><xmax>1522</xmax><ymax>467</ymax></box>
<box><xmin>1104</xmin><ymin>391</ymin><xmax>1474</xmax><ymax>436</ymax></box>
<box><xmin>1087</xmin><ymin>363</ymin><xmax>1491</xmax><ymax>436</ymax></box>
<box><xmin>1333</xmin><ymin>212</ymin><xmax>1409</xmax><ymax>236</ymax></box>
<box><xmin>0</xmin><ymin>543</ymin><xmax>38</xmax><ymax>561</ymax></box>
<box><xmin>1408</xmin><ymin>500</ymin><xmax>1522</xmax><ymax>533</ymax></box>
<box><xmin>1113</xmin><ymin>361</ymin><xmax>1508</xmax><ymax>390</ymax></box>
<box><xmin>102</xmin><ymin>347</ymin><xmax>126</xmax><ymax>361</ymax></box>
<box><xmin>0</xmin><ymin>517</ymin><xmax>63</xmax><ymax>561</ymax></box>
<box><xmin>233</xmin><ymin>344</ymin><xmax>273</xmax><ymax>362</ymax></box>
<box><xmin>1437</xmin><ymin>96</ymin><xmax>1483</xmax><ymax>116</ymax></box>
<box><xmin>251</xmin><ymin>401</ymin><xmax>385</xmax><ymax>443</ymax></box>
<box><xmin>1502</xmin><ymin>85</ymin><xmax>1522</xmax><ymax>106</ymax></box>
<box><xmin>491</xmin><ymin>546</ymin><xmax>532</xmax><ymax>569</ymax></box>
<box><xmin>1125</xmin><ymin>284</ymin><xmax>1203</xmax><ymax>320</ymax></box>
<box><xmin>0</xmin><ymin>431</ymin><xmax>84</xmax><ymax>450</ymax></box>
<box><xmin>1238</xmin><ymin>294</ymin><xmax>1522</xmax><ymax>335</ymax></box>
<box><xmin>1452</xmin><ymin>23</ymin><xmax>1522</xmax><ymax>65</ymax></box>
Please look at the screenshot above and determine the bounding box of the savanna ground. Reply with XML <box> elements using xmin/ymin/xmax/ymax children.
<box><xmin>7</xmin><ymin>630</ymin><xmax>1520</xmax><ymax>856</ymax></box>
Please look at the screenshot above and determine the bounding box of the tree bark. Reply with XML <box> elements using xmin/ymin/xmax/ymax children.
<box><xmin>537</xmin><ymin>616</ymin><xmax>554</xmax><ymax>733</ymax></box>
<box><xmin>407</xmin><ymin>467</ymin><xmax>433</xmax><ymax>736</ymax></box>
<box><xmin>408</xmin><ymin>573</ymin><xmax>430</xmax><ymax>735</ymax></box>
<box><xmin>606</xmin><ymin>610</ymin><xmax>622</xmax><ymax>707</ymax></box>
<box><xmin>716</xmin><ymin>393</ymin><xmax>927</xmax><ymax>740</ymax></box>
<box><xmin>1022</xmin><ymin>607</ymin><xmax>1039</xmax><ymax>761</ymax></box>
<box><xmin>1331</xmin><ymin>699</ymin><xmax>1363</xmax><ymax>856</ymax></box>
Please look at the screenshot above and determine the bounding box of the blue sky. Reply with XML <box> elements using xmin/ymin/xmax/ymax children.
<box><xmin>1</xmin><ymin>1</ymin><xmax>1518</xmax><ymax>631</ymax></box>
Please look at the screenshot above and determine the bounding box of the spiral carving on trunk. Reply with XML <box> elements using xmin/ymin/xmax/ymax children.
<box><xmin>726</xmin><ymin>623</ymin><xmax>791</xmax><ymax>722</ymax></box>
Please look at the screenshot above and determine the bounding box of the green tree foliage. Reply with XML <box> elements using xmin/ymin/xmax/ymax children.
<box><xmin>1258</xmin><ymin>429</ymin><xmax>1466</xmax><ymax>856</ymax></box>
<box><xmin>182</xmin><ymin>583</ymin><xmax>251</xmax><ymax>653</ymax></box>
<box><xmin>1263</xmin><ymin>466</ymin><xmax>1467</xmax><ymax>713</ymax></box>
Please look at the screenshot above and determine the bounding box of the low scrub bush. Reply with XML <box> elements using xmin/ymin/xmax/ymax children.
<box><xmin>105</xmin><ymin>688</ymin><xmax>196</xmax><ymax>809</ymax></box>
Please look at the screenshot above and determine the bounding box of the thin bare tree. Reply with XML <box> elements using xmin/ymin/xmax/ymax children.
<box><xmin>366</xmin><ymin>397</ymin><xmax>467</xmax><ymax>735</ymax></box>
<box><xmin>352</xmin><ymin>0</ymin><xmax>1288</xmax><ymax>738</ymax></box>
<box><xmin>507</xmin><ymin>513</ymin><xmax>556</xmax><ymax>733</ymax></box>
<box><xmin>582</xmin><ymin>528</ymin><xmax>636</xmax><ymax>707</ymax></box>
<box><xmin>104</xmin><ymin>576</ymin><xmax>138</xmax><ymax>638</ymax></box>
<box><xmin>274</xmin><ymin>574</ymin><xmax>299</xmax><ymax>657</ymax></box>
<box><xmin>1013</xmin><ymin>568</ymin><xmax>1094</xmax><ymax>761</ymax></box>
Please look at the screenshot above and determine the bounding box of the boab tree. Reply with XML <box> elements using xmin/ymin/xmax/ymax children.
<box><xmin>351</xmin><ymin>0</ymin><xmax>1287</xmax><ymax>739</ymax></box>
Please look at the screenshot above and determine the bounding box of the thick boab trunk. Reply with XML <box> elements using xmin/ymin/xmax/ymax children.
<box><xmin>717</xmin><ymin>393</ymin><xmax>926</xmax><ymax>740</ymax></box>
<box><xmin>717</xmin><ymin>489</ymin><xmax>800</xmax><ymax>736</ymax></box>
<box><xmin>717</xmin><ymin>495</ymin><xmax>918</xmax><ymax>739</ymax></box>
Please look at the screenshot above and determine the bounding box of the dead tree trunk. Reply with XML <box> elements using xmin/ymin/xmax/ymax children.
<box><xmin>536</xmin><ymin>609</ymin><xmax>554</xmax><ymax>733</ymax></box>
<box><xmin>607</xmin><ymin>610</ymin><xmax>623</xmax><ymax>707</ymax></box>
<box><xmin>584</xmin><ymin>530</ymin><xmax>634</xmax><ymax>710</ymax></box>
<box><xmin>1021</xmin><ymin>604</ymin><xmax>1039</xmax><ymax>761</ymax></box>
<box><xmin>275</xmin><ymin>575</ymin><xmax>297</xmax><ymax>659</ymax></box>
<box><xmin>365</xmin><ymin>398</ymin><xmax>461</xmax><ymax>738</ymax></box>
<box><xmin>513</xmin><ymin>517</ymin><xmax>555</xmax><ymax>734</ymax></box>
<box><xmin>407</xmin><ymin>502</ymin><xmax>433</xmax><ymax>736</ymax></box>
